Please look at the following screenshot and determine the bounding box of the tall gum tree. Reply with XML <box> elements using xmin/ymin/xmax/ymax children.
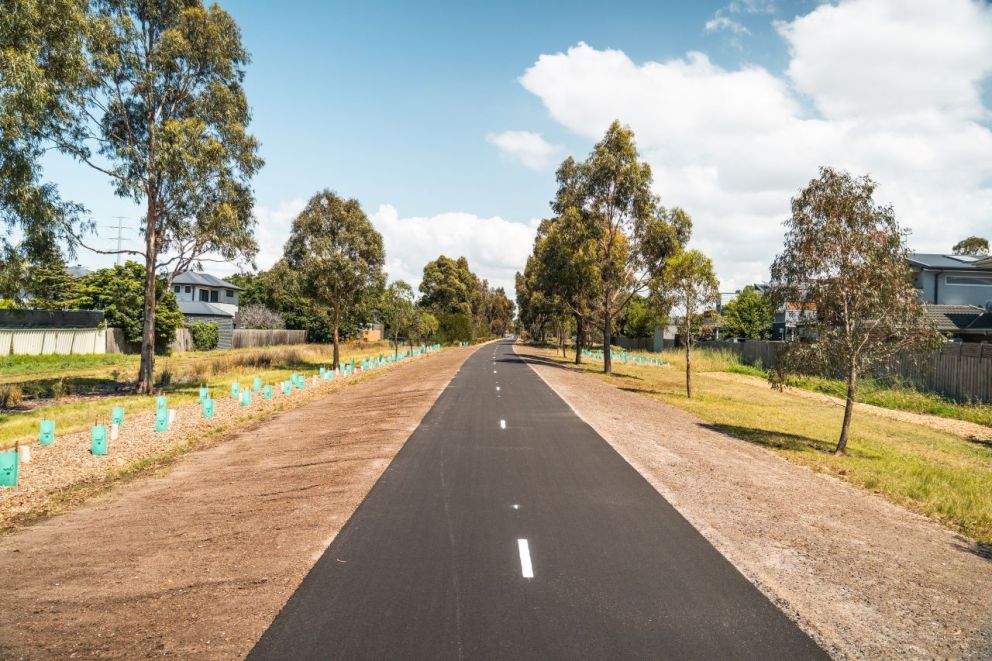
<box><xmin>770</xmin><ymin>167</ymin><xmax>941</xmax><ymax>454</ymax></box>
<box><xmin>284</xmin><ymin>191</ymin><xmax>385</xmax><ymax>369</ymax></box>
<box><xmin>0</xmin><ymin>0</ymin><xmax>91</xmax><ymax>279</ymax></box>
<box><xmin>551</xmin><ymin>121</ymin><xmax>691</xmax><ymax>373</ymax></box>
<box><xmin>2</xmin><ymin>0</ymin><xmax>262</xmax><ymax>392</ymax></box>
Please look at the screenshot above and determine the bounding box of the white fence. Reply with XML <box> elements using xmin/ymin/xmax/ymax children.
<box><xmin>0</xmin><ymin>328</ymin><xmax>108</xmax><ymax>355</ymax></box>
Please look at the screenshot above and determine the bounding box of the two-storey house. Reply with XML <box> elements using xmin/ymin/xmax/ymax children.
<box><xmin>171</xmin><ymin>272</ymin><xmax>243</xmax><ymax>349</ymax></box>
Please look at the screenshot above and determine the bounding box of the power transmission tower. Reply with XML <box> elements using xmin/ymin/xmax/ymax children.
<box><xmin>103</xmin><ymin>216</ymin><xmax>131</xmax><ymax>265</ymax></box>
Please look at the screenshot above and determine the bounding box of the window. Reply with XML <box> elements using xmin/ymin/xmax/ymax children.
<box><xmin>173</xmin><ymin>285</ymin><xmax>180</xmax><ymax>293</ymax></box>
<box><xmin>210</xmin><ymin>290</ymin><xmax>219</xmax><ymax>302</ymax></box>
<box><xmin>945</xmin><ymin>275</ymin><xmax>992</xmax><ymax>286</ymax></box>
<box><xmin>225</xmin><ymin>289</ymin><xmax>234</xmax><ymax>297</ymax></box>
<box><xmin>199</xmin><ymin>289</ymin><xmax>209</xmax><ymax>302</ymax></box>
<box><xmin>185</xmin><ymin>285</ymin><xmax>192</xmax><ymax>293</ymax></box>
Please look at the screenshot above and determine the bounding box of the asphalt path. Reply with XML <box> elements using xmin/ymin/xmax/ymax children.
<box><xmin>249</xmin><ymin>340</ymin><xmax>826</xmax><ymax>660</ymax></box>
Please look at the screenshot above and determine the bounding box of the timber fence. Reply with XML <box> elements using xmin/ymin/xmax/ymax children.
<box><xmin>232</xmin><ymin>329</ymin><xmax>307</xmax><ymax>349</ymax></box>
<box><xmin>705</xmin><ymin>340</ymin><xmax>992</xmax><ymax>404</ymax></box>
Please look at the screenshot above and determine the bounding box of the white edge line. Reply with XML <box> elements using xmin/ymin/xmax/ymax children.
<box><xmin>518</xmin><ymin>538</ymin><xmax>534</xmax><ymax>578</ymax></box>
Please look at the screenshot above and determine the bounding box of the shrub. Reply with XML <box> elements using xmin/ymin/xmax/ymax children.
<box><xmin>436</xmin><ymin>312</ymin><xmax>473</xmax><ymax>344</ymax></box>
<box><xmin>0</xmin><ymin>385</ymin><xmax>23</xmax><ymax>409</ymax></box>
<box><xmin>187</xmin><ymin>321</ymin><xmax>220</xmax><ymax>351</ymax></box>
<box><xmin>235</xmin><ymin>304</ymin><xmax>285</xmax><ymax>330</ymax></box>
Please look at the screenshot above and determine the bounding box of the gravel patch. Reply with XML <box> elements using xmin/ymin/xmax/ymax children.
<box><xmin>516</xmin><ymin>345</ymin><xmax>992</xmax><ymax>660</ymax></box>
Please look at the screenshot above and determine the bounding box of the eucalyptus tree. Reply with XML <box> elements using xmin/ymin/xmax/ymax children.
<box><xmin>951</xmin><ymin>236</ymin><xmax>989</xmax><ymax>256</ymax></box>
<box><xmin>1</xmin><ymin>0</ymin><xmax>262</xmax><ymax>392</ymax></box>
<box><xmin>284</xmin><ymin>191</ymin><xmax>386</xmax><ymax>369</ymax></box>
<box><xmin>721</xmin><ymin>286</ymin><xmax>773</xmax><ymax>339</ymax></box>
<box><xmin>655</xmin><ymin>250</ymin><xmax>720</xmax><ymax>399</ymax></box>
<box><xmin>382</xmin><ymin>280</ymin><xmax>416</xmax><ymax>359</ymax></box>
<box><xmin>771</xmin><ymin>168</ymin><xmax>940</xmax><ymax>454</ymax></box>
<box><xmin>530</xmin><ymin>212</ymin><xmax>599</xmax><ymax>363</ymax></box>
<box><xmin>0</xmin><ymin>0</ymin><xmax>90</xmax><ymax>278</ymax></box>
<box><xmin>552</xmin><ymin>121</ymin><xmax>691</xmax><ymax>373</ymax></box>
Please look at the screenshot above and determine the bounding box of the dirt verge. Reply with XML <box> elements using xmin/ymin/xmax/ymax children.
<box><xmin>0</xmin><ymin>345</ymin><xmax>474</xmax><ymax>659</ymax></box>
<box><xmin>515</xmin><ymin>345</ymin><xmax>992</xmax><ymax>660</ymax></box>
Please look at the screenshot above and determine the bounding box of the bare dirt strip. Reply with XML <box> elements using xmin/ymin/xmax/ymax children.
<box><xmin>515</xmin><ymin>345</ymin><xmax>992</xmax><ymax>660</ymax></box>
<box><xmin>0</xmin><ymin>345</ymin><xmax>474</xmax><ymax>660</ymax></box>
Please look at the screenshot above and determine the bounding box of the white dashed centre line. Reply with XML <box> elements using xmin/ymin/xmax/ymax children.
<box><xmin>496</xmin><ymin>386</ymin><xmax>500</xmax><ymax>391</ymax></box>
<box><xmin>500</xmin><ymin>419</ymin><xmax>506</xmax><ymax>429</ymax></box>
<box><xmin>517</xmin><ymin>539</ymin><xmax>534</xmax><ymax>579</ymax></box>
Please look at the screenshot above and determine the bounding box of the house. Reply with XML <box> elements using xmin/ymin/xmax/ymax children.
<box><xmin>907</xmin><ymin>253</ymin><xmax>992</xmax><ymax>342</ymax></box>
<box><xmin>171</xmin><ymin>272</ymin><xmax>242</xmax><ymax>349</ymax></box>
<box><xmin>361</xmin><ymin>323</ymin><xmax>384</xmax><ymax>343</ymax></box>
<box><xmin>908</xmin><ymin>253</ymin><xmax>992</xmax><ymax>307</ymax></box>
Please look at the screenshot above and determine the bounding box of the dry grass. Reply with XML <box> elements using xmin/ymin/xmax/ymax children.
<box><xmin>556</xmin><ymin>345</ymin><xmax>992</xmax><ymax>544</ymax></box>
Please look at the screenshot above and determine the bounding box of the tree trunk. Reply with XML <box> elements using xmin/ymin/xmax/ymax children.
<box><xmin>136</xmin><ymin>196</ymin><xmax>157</xmax><ymax>394</ymax></box>
<box><xmin>836</xmin><ymin>361</ymin><xmax>858</xmax><ymax>454</ymax></box>
<box><xmin>603</xmin><ymin>297</ymin><xmax>613</xmax><ymax>374</ymax></box>
<box><xmin>332</xmin><ymin>308</ymin><xmax>341</xmax><ymax>369</ymax></box>
<box><xmin>393</xmin><ymin>326</ymin><xmax>399</xmax><ymax>360</ymax></box>
<box><xmin>684</xmin><ymin>332</ymin><xmax>692</xmax><ymax>399</ymax></box>
<box><xmin>574</xmin><ymin>314</ymin><xmax>583</xmax><ymax>364</ymax></box>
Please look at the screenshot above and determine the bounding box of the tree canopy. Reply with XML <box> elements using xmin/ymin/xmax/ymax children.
<box><xmin>75</xmin><ymin>261</ymin><xmax>183</xmax><ymax>353</ymax></box>
<box><xmin>770</xmin><ymin>167</ymin><xmax>940</xmax><ymax>454</ymax></box>
<box><xmin>284</xmin><ymin>190</ymin><xmax>385</xmax><ymax>367</ymax></box>
<box><xmin>547</xmin><ymin>120</ymin><xmax>691</xmax><ymax>372</ymax></box>
<box><xmin>952</xmin><ymin>236</ymin><xmax>989</xmax><ymax>256</ymax></box>
<box><xmin>1</xmin><ymin>0</ymin><xmax>262</xmax><ymax>391</ymax></box>
<box><xmin>655</xmin><ymin>250</ymin><xmax>720</xmax><ymax>398</ymax></box>
<box><xmin>721</xmin><ymin>287</ymin><xmax>773</xmax><ymax>339</ymax></box>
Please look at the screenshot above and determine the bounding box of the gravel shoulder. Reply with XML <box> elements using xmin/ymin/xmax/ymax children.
<box><xmin>515</xmin><ymin>345</ymin><xmax>992</xmax><ymax>660</ymax></box>
<box><xmin>0</xmin><ymin>345</ymin><xmax>474</xmax><ymax>659</ymax></box>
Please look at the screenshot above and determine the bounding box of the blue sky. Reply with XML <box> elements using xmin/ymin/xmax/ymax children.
<box><xmin>46</xmin><ymin>0</ymin><xmax>992</xmax><ymax>295</ymax></box>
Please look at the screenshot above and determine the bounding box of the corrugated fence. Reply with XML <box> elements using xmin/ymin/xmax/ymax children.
<box><xmin>0</xmin><ymin>328</ymin><xmax>108</xmax><ymax>355</ymax></box>
<box><xmin>706</xmin><ymin>340</ymin><xmax>992</xmax><ymax>404</ymax></box>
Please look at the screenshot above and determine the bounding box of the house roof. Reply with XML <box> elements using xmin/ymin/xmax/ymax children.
<box><xmin>908</xmin><ymin>253</ymin><xmax>992</xmax><ymax>270</ymax></box>
<box><xmin>172</xmin><ymin>271</ymin><xmax>242</xmax><ymax>290</ymax></box>
<box><xmin>178</xmin><ymin>301</ymin><xmax>236</xmax><ymax>317</ymax></box>
<box><xmin>924</xmin><ymin>304</ymin><xmax>992</xmax><ymax>333</ymax></box>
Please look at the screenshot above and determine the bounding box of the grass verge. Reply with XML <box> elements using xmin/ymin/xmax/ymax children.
<box><xmin>544</xmin><ymin>345</ymin><xmax>992</xmax><ymax>544</ymax></box>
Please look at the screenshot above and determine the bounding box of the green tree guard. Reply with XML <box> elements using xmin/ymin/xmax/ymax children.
<box><xmin>39</xmin><ymin>419</ymin><xmax>55</xmax><ymax>445</ymax></box>
<box><xmin>91</xmin><ymin>425</ymin><xmax>108</xmax><ymax>455</ymax></box>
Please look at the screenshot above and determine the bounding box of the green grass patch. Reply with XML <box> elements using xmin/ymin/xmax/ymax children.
<box><xmin>552</xmin><ymin>346</ymin><xmax>992</xmax><ymax>544</ymax></box>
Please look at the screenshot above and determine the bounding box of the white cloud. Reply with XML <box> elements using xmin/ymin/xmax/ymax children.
<box><xmin>235</xmin><ymin>199</ymin><xmax>536</xmax><ymax>298</ymax></box>
<box><xmin>778</xmin><ymin>0</ymin><xmax>992</xmax><ymax>120</ymax></box>
<box><xmin>705</xmin><ymin>16</ymin><xmax>750</xmax><ymax>36</ymax></box>
<box><xmin>519</xmin><ymin>0</ymin><xmax>992</xmax><ymax>291</ymax></box>
<box><xmin>486</xmin><ymin>130</ymin><xmax>561</xmax><ymax>170</ymax></box>
<box><xmin>371</xmin><ymin>204</ymin><xmax>537</xmax><ymax>295</ymax></box>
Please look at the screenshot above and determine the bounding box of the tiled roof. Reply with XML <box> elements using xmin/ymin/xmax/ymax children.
<box><xmin>924</xmin><ymin>304</ymin><xmax>992</xmax><ymax>332</ymax></box>
<box><xmin>172</xmin><ymin>271</ymin><xmax>242</xmax><ymax>290</ymax></box>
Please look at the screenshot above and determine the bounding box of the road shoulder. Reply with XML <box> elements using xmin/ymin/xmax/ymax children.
<box><xmin>515</xmin><ymin>344</ymin><xmax>992</xmax><ymax>660</ymax></box>
<box><xmin>0</xmin><ymin>346</ymin><xmax>474</xmax><ymax>659</ymax></box>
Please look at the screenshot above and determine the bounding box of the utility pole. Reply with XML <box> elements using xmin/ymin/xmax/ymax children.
<box><xmin>103</xmin><ymin>216</ymin><xmax>130</xmax><ymax>265</ymax></box>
